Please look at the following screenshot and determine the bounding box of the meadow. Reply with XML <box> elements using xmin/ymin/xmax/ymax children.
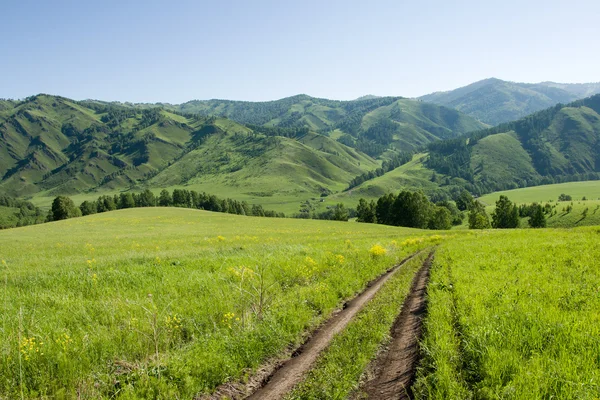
<box><xmin>414</xmin><ymin>228</ymin><xmax>600</xmax><ymax>399</ymax></box>
<box><xmin>0</xmin><ymin>208</ymin><xmax>436</xmax><ymax>399</ymax></box>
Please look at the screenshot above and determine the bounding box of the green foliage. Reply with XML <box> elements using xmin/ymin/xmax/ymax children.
<box><xmin>468</xmin><ymin>201</ymin><xmax>491</xmax><ymax>229</ymax></box>
<box><xmin>331</xmin><ymin>203</ymin><xmax>349</xmax><ymax>221</ymax></box>
<box><xmin>528</xmin><ymin>203</ymin><xmax>546</xmax><ymax>228</ymax></box>
<box><xmin>491</xmin><ymin>195</ymin><xmax>519</xmax><ymax>229</ymax></box>
<box><xmin>50</xmin><ymin>196</ymin><xmax>81</xmax><ymax>221</ymax></box>
<box><xmin>356</xmin><ymin>198</ymin><xmax>377</xmax><ymax>223</ymax></box>
<box><xmin>558</xmin><ymin>193</ymin><xmax>572</xmax><ymax>201</ymax></box>
<box><xmin>428</xmin><ymin>207</ymin><xmax>452</xmax><ymax>230</ymax></box>
<box><xmin>370</xmin><ymin>190</ymin><xmax>450</xmax><ymax>230</ymax></box>
<box><xmin>0</xmin><ymin>196</ymin><xmax>45</xmax><ymax>229</ymax></box>
<box><xmin>454</xmin><ymin>189</ymin><xmax>473</xmax><ymax>211</ymax></box>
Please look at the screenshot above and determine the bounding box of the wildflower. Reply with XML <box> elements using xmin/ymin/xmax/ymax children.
<box><xmin>369</xmin><ymin>244</ymin><xmax>387</xmax><ymax>257</ymax></box>
<box><xmin>165</xmin><ymin>314</ymin><xmax>182</xmax><ymax>331</ymax></box>
<box><xmin>55</xmin><ymin>333</ymin><xmax>72</xmax><ymax>352</ymax></box>
<box><xmin>222</xmin><ymin>312</ymin><xmax>236</xmax><ymax>329</ymax></box>
<box><xmin>20</xmin><ymin>337</ymin><xmax>43</xmax><ymax>360</ymax></box>
<box><xmin>335</xmin><ymin>254</ymin><xmax>345</xmax><ymax>264</ymax></box>
<box><xmin>305</xmin><ymin>257</ymin><xmax>317</xmax><ymax>267</ymax></box>
<box><xmin>1</xmin><ymin>260</ymin><xmax>6</xmax><ymax>266</ymax></box>
<box><xmin>217</xmin><ymin>236</ymin><xmax>226</xmax><ymax>241</ymax></box>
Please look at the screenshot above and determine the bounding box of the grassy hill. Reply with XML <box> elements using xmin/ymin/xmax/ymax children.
<box><xmin>426</xmin><ymin>94</ymin><xmax>600</xmax><ymax>195</ymax></box>
<box><xmin>0</xmin><ymin>94</ymin><xmax>488</xmax><ymax>212</ymax></box>
<box><xmin>171</xmin><ymin>95</ymin><xmax>487</xmax><ymax>155</ymax></box>
<box><xmin>419</xmin><ymin>78</ymin><xmax>600</xmax><ymax>125</ymax></box>
<box><xmin>0</xmin><ymin>207</ymin><xmax>435</xmax><ymax>398</ymax></box>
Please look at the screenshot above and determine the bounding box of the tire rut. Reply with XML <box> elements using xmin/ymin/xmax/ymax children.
<box><xmin>358</xmin><ymin>251</ymin><xmax>433</xmax><ymax>400</ymax></box>
<box><xmin>243</xmin><ymin>251</ymin><xmax>424</xmax><ymax>400</ymax></box>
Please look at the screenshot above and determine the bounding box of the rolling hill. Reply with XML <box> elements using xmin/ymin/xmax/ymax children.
<box><xmin>0</xmin><ymin>94</ymin><xmax>486</xmax><ymax>210</ymax></box>
<box><xmin>426</xmin><ymin>94</ymin><xmax>600</xmax><ymax>195</ymax></box>
<box><xmin>419</xmin><ymin>78</ymin><xmax>600</xmax><ymax>125</ymax></box>
<box><xmin>170</xmin><ymin>95</ymin><xmax>487</xmax><ymax>156</ymax></box>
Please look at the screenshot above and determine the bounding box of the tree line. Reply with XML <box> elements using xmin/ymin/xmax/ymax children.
<box><xmin>355</xmin><ymin>190</ymin><xmax>463</xmax><ymax>230</ymax></box>
<box><xmin>354</xmin><ymin>189</ymin><xmax>548</xmax><ymax>230</ymax></box>
<box><xmin>0</xmin><ymin>196</ymin><xmax>46</xmax><ymax>229</ymax></box>
<box><xmin>47</xmin><ymin>189</ymin><xmax>285</xmax><ymax>222</ymax></box>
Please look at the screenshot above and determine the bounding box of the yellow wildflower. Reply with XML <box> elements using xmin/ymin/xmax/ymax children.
<box><xmin>369</xmin><ymin>244</ymin><xmax>387</xmax><ymax>257</ymax></box>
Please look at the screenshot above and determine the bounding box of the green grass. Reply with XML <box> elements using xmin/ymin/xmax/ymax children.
<box><xmin>471</xmin><ymin>131</ymin><xmax>538</xmax><ymax>188</ymax></box>
<box><xmin>326</xmin><ymin>153</ymin><xmax>441</xmax><ymax>210</ymax></box>
<box><xmin>479</xmin><ymin>180</ymin><xmax>600</xmax><ymax>204</ymax></box>
<box><xmin>286</xmin><ymin>250</ymin><xmax>433</xmax><ymax>399</ymax></box>
<box><xmin>0</xmin><ymin>207</ymin><xmax>434</xmax><ymax>398</ymax></box>
<box><xmin>414</xmin><ymin>228</ymin><xmax>600</xmax><ymax>399</ymax></box>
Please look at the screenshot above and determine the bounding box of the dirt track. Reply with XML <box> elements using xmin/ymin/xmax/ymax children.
<box><xmin>358</xmin><ymin>252</ymin><xmax>433</xmax><ymax>399</ymax></box>
<box><xmin>243</xmin><ymin>251</ymin><xmax>423</xmax><ymax>400</ymax></box>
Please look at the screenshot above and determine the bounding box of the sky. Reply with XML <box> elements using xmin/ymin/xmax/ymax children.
<box><xmin>1</xmin><ymin>0</ymin><xmax>599</xmax><ymax>103</ymax></box>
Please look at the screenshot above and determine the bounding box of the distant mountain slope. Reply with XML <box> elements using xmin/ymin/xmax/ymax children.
<box><xmin>0</xmin><ymin>95</ymin><xmax>384</xmax><ymax>202</ymax></box>
<box><xmin>419</xmin><ymin>78</ymin><xmax>600</xmax><ymax>125</ymax></box>
<box><xmin>426</xmin><ymin>94</ymin><xmax>600</xmax><ymax>195</ymax></box>
<box><xmin>172</xmin><ymin>95</ymin><xmax>487</xmax><ymax>155</ymax></box>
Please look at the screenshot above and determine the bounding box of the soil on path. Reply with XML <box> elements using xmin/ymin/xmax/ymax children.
<box><xmin>357</xmin><ymin>252</ymin><xmax>433</xmax><ymax>400</ymax></box>
<box><xmin>242</xmin><ymin>251</ymin><xmax>423</xmax><ymax>400</ymax></box>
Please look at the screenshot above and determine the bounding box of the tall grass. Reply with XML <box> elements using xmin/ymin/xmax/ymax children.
<box><xmin>0</xmin><ymin>207</ymin><xmax>432</xmax><ymax>398</ymax></box>
<box><xmin>414</xmin><ymin>228</ymin><xmax>600</xmax><ymax>399</ymax></box>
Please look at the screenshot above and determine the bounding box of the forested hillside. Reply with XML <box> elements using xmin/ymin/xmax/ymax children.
<box><xmin>0</xmin><ymin>94</ymin><xmax>486</xmax><ymax>203</ymax></box>
<box><xmin>419</xmin><ymin>78</ymin><xmax>600</xmax><ymax>125</ymax></box>
<box><xmin>426</xmin><ymin>94</ymin><xmax>600</xmax><ymax>195</ymax></box>
<box><xmin>172</xmin><ymin>95</ymin><xmax>487</xmax><ymax>156</ymax></box>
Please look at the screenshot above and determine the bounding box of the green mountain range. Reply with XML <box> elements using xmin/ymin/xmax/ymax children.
<box><xmin>426</xmin><ymin>94</ymin><xmax>600</xmax><ymax>195</ymax></box>
<box><xmin>419</xmin><ymin>78</ymin><xmax>600</xmax><ymax>126</ymax></box>
<box><xmin>0</xmin><ymin>94</ymin><xmax>484</xmax><ymax>205</ymax></box>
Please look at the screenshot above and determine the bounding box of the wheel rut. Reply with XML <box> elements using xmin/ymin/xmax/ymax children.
<box><xmin>242</xmin><ymin>251</ymin><xmax>424</xmax><ymax>400</ymax></box>
<box><xmin>358</xmin><ymin>251</ymin><xmax>433</xmax><ymax>400</ymax></box>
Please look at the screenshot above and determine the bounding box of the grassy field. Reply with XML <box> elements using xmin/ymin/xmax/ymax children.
<box><xmin>476</xmin><ymin>181</ymin><xmax>600</xmax><ymax>228</ymax></box>
<box><xmin>414</xmin><ymin>228</ymin><xmax>600</xmax><ymax>399</ymax></box>
<box><xmin>479</xmin><ymin>180</ymin><xmax>600</xmax><ymax>204</ymax></box>
<box><xmin>0</xmin><ymin>208</ymin><xmax>435</xmax><ymax>399</ymax></box>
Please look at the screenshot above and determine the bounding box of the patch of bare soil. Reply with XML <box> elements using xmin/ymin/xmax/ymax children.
<box><xmin>356</xmin><ymin>252</ymin><xmax>433</xmax><ymax>400</ymax></box>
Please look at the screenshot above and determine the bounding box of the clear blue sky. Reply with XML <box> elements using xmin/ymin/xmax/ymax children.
<box><xmin>1</xmin><ymin>0</ymin><xmax>599</xmax><ymax>103</ymax></box>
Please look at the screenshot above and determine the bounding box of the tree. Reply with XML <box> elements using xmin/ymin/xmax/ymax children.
<box><xmin>437</xmin><ymin>200</ymin><xmax>464</xmax><ymax>225</ymax></box>
<box><xmin>80</xmin><ymin>200</ymin><xmax>97</xmax><ymax>216</ymax></box>
<box><xmin>391</xmin><ymin>190</ymin><xmax>431</xmax><ymax>228</ymax></box>
<box><xmin>455</xmin><ymin>190</ymin><xmax>474</xmax><ymax>211</ymax></box>
<box><xmin>558</xmin><ymin>193</ymin><xmax>572</xmax><ymax>201</ymax></box>
<box><xmin>158</xmin><ymin>189</ymin><xmax>172</xmax><ymax>207</ymax></box>
<box><xmin>375</xmin><ymin>193</ymin><xmax>395</xmax><ymax>225</ymax></box>
<box><xmin>119</xmin><ymin>193</ymin><xmax>136</xmax><ymax>209</ymax></box>
<box><xmin>138</xmin><ymin>189</ymin><xmax>156</xmax><ymax>207</ymax></box>
<box><xmin>50</xmin><ymin>196</ymin><xmax>81</xmax><ymax>221</ymax></box>
<box><xmin>468</xmin><ymin>201</ymin><xmax>491</xmax><ymax>229</ymax></box>
<box><xmin>528</xmin><ymin>203</ymin><xmax>546</xmax><ymax>228</ymax></box>
<box><xmin>428</xmin><ymin>206</ymin><xmax>452</xmax><ymax>230</ymax></box>
<box><xmin>356</xmin><ymin>198</ymin><xmax>376</xmax><ymax>223</ymax></box>
<box><xmin>332</xmin><ymin>203</ymin><xmax>349</xmax><ymax>221</ymax></box>
<box><xmin>491</xmin><ymin>195</ymin><xmax>519</xmax><ymax>229</ymax></box>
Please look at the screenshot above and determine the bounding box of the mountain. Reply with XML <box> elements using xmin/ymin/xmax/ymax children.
<box><xmin>426</xmin><ymin>94</ymin><xmax>600</xmax><ymax>195</ymax></box>
<box><xmin>419</xmin><ymin>78</ymin><xmax>600</xmax><ymax>126</ymax></box>
<box><xmin>171</xmin><ymin>95</ymin><xmax>487</xmax><ymax>156</ymax></box>
<box><xmin>0</xmin><ymin>95</ymin><xmax>387</xmax><ymax>201</ymax></box>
